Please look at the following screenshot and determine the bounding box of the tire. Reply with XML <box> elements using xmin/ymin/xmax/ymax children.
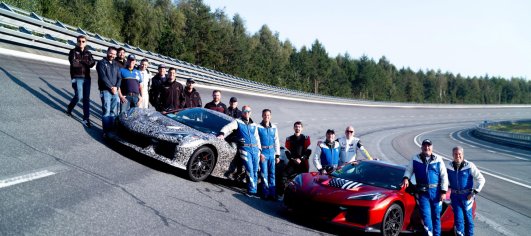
<box><xmin>381</xmin><ymin>203</ymin><xmax>404</xmax><ymax>236</ymax></box>
<box><xmin>186</xmin><ymin>146</ymin><xmax>216</xmax><ymax>182</ymax></box>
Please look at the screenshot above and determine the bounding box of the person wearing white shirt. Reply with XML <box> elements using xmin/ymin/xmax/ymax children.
<box><xmin>337</xmin><ymin>126</ymin><xmax>372</xmax><ymax>165</ymax></box>
<box><xmin>138</xmin><ymin>58</ymin><xmax>151</xmax><ymax>109</ymax></box>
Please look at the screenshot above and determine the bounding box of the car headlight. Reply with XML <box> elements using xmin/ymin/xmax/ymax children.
<box><xmin>347</xmin><ymin>192</ymin><xmax>387</xmax><ymax>200</ymax></box>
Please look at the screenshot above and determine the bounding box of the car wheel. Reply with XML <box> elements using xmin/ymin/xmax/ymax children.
<box><xmin>187</xmin><ymin>147</ymin><xmax>216</xmax><ymax>182</ymax></box>
<box><xmin>381</xmin><ymin>203</ymin><xmax>403</xmax><ymax>236</ymax></box>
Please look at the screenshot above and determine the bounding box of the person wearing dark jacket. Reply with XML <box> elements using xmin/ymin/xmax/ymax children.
<box><xmin>115</xmin><ymin>47</ymin><xmax>126</xmax><ymax>68</ymax></box>
<box><xmin>182</xmin><ymin>78</ymin><xmax>202</xmax><ymax>108</ymax></box>
<box><xmin>227</xmin><ymin>97</ymin><xmax>242</xmax><ymax>118</ymax></box>
<box><xmin>159</xmin><ymin>67</ymin><xmax>184</xmax><ymax>113</ymax></box>
<box><xmin>149</xmin><ymin>64</ymin><xmax>167</xmax><ymax>111</ymax></box>
<box><xmin>204</xmin><ymin>90</ymin><xmax>227</xmax><ymax>114</ymax></box>
<box><xmin>66</xmin><ymin>35</ymin><xmax>96</xmax><ymax>128</ymax></box>
<box><xmin>96</xmin><ymin>46</ymin><xmax>121</xmax><ymax>136</ymax></box>
<box><xmin>277</xmin><ymin>121</ymin><xmax>311</xmax><ymax>200</ymax></box>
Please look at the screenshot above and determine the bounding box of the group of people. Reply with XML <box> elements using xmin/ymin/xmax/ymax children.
<box><xmin>66</xmin><ymin>35</ymin><xmax>202</xmax><ymax>134</ymax></box>
<box><xmin>215</xmin><ymin>101</ymin><xmax>374</xmax><ymax>201</ymax></box>
<box><xmin>66</xmin><ymin>35</ymin><xmax>485</xmax><ymax>236</ymax></box>
<box><xmin>402</xmin><ymin>140</ymin><xmax>486</xmax><ymax>236</ymax></box>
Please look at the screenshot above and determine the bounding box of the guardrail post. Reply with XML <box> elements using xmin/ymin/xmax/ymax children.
<box><xmin>55</xmin><ymin>20</ymin><xmax>67</xmax><ymax>29</ymax></box>
<box><xmin>76</xmin><ymin>28</ymin><xmax>87</xmax><ymax>35</ymax></box>
<box><xmin>30</xmin><ymin>12</ymin><xmax>43</xmax><ymax>21</ymax></box>
<box><xmin>0</xmin><ymin>2</ymin><xmax>13</xmax><ymax>12</ymax></box>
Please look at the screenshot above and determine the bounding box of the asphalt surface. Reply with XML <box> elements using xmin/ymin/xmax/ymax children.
<box><xmin>0</xmin><ymin>51</ymin><xmax>530</xmax><ymax>236</ymax></box>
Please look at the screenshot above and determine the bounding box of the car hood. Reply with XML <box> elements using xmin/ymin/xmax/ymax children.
<box><xmin>117</xmin><ymin>108</ymin><xmax>212</xmax><ymax>143</ymax></box>
<box><xmin>297</xmin><ymin>173</ymin><xmax>396</xmax><ymax>201</ymax></box>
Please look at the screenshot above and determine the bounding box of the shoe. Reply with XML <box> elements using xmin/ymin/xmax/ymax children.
<box><xmin>82</xmin><ymin>119</ymin><xmax>92</xmax><ymax>128</ymax></box>
<box><xmin>277</xmin><ymin>195</ymin><xmax>284</xmax><ymax>201</ymax></box>
<box><xmin>65</xmin><ymin>110</ymin><xmax>72</xmax><ymax>117</ymax></box>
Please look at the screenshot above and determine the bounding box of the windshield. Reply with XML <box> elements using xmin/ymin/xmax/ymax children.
<box><xmin>331</xmin><ymin>162</ymin><xmax>404</xmax><ymax>190</ymax></box>
<box><xmin>169</xmin><ymin>108</ymin><xmax>232</xmax><ymax>135</ymax></box>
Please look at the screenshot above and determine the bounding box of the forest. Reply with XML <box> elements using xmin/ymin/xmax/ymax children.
<box><xmin>4</xmin><ymin>0</ymin><xmax>530</xmax><ymax>104</ymax></box>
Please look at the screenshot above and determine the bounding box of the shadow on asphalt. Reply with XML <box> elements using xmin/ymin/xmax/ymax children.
<box><xmin>0</xmin><ymin>66</ymin><xmax>107</xmax><ymax>146</ymax></box>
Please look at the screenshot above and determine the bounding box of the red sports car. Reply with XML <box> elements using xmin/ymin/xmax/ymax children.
<box><xmin>284</xmin><ymin>160</ymin><xmax>475</xmax><ymax>236</ymax></box>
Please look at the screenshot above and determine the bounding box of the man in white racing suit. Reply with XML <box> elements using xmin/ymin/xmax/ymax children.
<box><xmin>337</xmin><ymin>126</ymin><xmax>372</xmax><ymax>165</ymax></box>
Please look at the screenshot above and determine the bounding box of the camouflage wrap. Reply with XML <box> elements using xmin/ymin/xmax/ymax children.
<box><xmin>109</xmin><ymin>108</ymin><xmax>238</xmax><ymax>179</ymax></box>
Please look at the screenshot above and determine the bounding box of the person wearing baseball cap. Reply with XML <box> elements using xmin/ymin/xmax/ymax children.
<box><xmin>118</xmin><ymin>54</ymin><xmax>143</xmax><ymax>113</ymax></box>
<box><xmin>182</xmin><ymin>77</ymin><xmax>202</xmax><ymax>108</ymax></box>
<box><xmin>313</xmin><ymin>129</ymin><xmax>341</xmax><ymax>175</ymax></box>
<box><xmin>402</xmin><ymin>138</ymin><xmax>448</xmax><ymax>236</ymax></box>
<box><xmin>227</xmin><ymin>97</ymin><xmax>242</xmax><ymax>119</ymax></box>
<box><xmin>217</xmin><ymin>105</ymin><xmax>261</xmax><ymax>198</ymax></box>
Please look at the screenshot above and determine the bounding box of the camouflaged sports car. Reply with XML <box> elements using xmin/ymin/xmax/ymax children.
<box><xmin>108</xmin><ymin>108</ymin><xmax>238</xmax><ymax>181</ymax></box>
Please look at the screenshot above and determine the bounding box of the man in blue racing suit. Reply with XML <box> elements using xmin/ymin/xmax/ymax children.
<box><xmin>313</xmin><ymin>129</ymin><xmax>341</xmax><ymax>174</ymax></box>
<box><xmin>218</xmin><ymin>105</ymin><xmax>262</xmax><ymax>197</ymax></box>
<box><xmin>402</xmin><ymin>139</ymin><xmax>448</xmax><ymax>236</ymax></box>
<box><xmin>447</xmin><ymin>146</ymin><xmax>485</xmax><ymax>236</ymax></box>
<box><xmin>257</xmin><ymin>109</ymin><xmax>280</xmax><ymax>200</ymax></box>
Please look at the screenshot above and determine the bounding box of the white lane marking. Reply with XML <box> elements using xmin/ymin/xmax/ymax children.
<box><xmin>452</xmin><ymin>129</ymin><xmax>528</xmax><ymax>160</ymax></box>
<box><xmin>414</xmin><ymin>131</ymin><xmax>531</xmax><ymax>190</ymax></box>
<box><xmin>0</xmin><ymin>170</ymin><xmax>56</xmax><ymax>189</ymax></box>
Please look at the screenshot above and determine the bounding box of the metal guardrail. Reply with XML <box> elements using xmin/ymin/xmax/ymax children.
<box><xmin>0</xmin><ymin>2</ymin><xmax>363</xmax><ymax>104</ymax></box>
<box><xmin>473</xmin><ymin>120</ymin><xmax>531</xmax><ymax>149</ymax></box>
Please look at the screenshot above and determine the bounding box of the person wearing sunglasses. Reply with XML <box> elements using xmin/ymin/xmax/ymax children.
<box><xmin>337</xmin><ymin>126</ymin><xmax>372</xmax><ymax>165</ymax></box>
<box><xmin>218</xmin><ymin>106</ymin><xmax>262</xmax><ymax>198</ymax></box>
<box><xmin>66</xmin><ymin>35</ymin><xmax>95</xmax><ymax>128</ymax></box>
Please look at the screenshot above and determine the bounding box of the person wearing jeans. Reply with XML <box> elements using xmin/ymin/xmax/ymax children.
<box><xmin>67</xmin><ymin>77</ymin><xmax>91</xmax><ymax>121</ymax></box>
<box><xmin>118</xmin><ymin>54</ymin><xmax>143</xmax><ymax>114</ymax></box>
<box><xmin>66</xmin><ymin>35</ymin><xmax>95</xmax><ymax>127</ymax></box>
<box><xmin>96</xmin><ymin>46</ymin><xmax>121</xmax><ymax>136</ymax></box>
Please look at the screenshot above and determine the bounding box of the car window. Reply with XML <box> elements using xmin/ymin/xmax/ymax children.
<box><xmin>171</xmin><ymin>108</ymin><xmax>232</xmax><ymax>135</ymax></box>
<box><xmin>332</xmin><ymin>162</ymin><xmax>404</xmax><ymax>190</ymax></box>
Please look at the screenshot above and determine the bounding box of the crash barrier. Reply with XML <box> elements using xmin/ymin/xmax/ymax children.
<box><xmin>0</xmin><ymin>2</ymin><xmax>366</xmax><ymax>105</ymax></box>
<box><xmin>473</xmin><ymin>120</ymin><xmax>531</xmax><ymax>149</ymax></box>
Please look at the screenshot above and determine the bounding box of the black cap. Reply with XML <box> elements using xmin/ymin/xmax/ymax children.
<box><xmin>127</xmin><ymin>54</ymin><xmax>136</xmax><ymax>60</ymax></box>
<box><xmin>326</xmin><ymin>129</ymin><xmax>335</xmax><ymax>134</ymax></box>
<box><xmin>186</xmin><ymin>78</ymin><xmax>195</xmax><ymax>84</ymax></box>
<box><xmin>158</xmin><ymin>64</ymin><xmax>166</xmax><ymax>69</ymax></box>
<box><xmin>229</xmin><ymin>97</ymin><xmax>237</xmax><ymax>103</ymax></box>
<box><xmin>422</xmin><ymin>139</ymin><xmax>432</xmax><ymax>146</ymax></box>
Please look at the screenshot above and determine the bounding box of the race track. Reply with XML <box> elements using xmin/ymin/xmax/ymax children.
<box><xmin>0</xmin><ymin>51</ymin><xmax>530</xmax><ymax>236</ymax></box>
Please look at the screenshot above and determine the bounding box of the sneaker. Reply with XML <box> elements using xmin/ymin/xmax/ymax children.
<box><xmin>65</xmin><ymin>110</ymin><xmax>72</xmax><ymax>117</ymax></box>
<box><xmin>277</xmin><ymin>195</ymin><xmax>284</xmax><ymax>201</ymax></box>
<box><xmin>82</xmin><ymin>119</ymin><xmax>92</xmax><ymax>128</ymax></box>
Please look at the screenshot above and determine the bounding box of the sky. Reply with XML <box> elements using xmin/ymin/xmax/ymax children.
<box><xmin>202</xmin><ymin>0</ymin><xmax>531</xmax><ymax>80</ymax></box>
